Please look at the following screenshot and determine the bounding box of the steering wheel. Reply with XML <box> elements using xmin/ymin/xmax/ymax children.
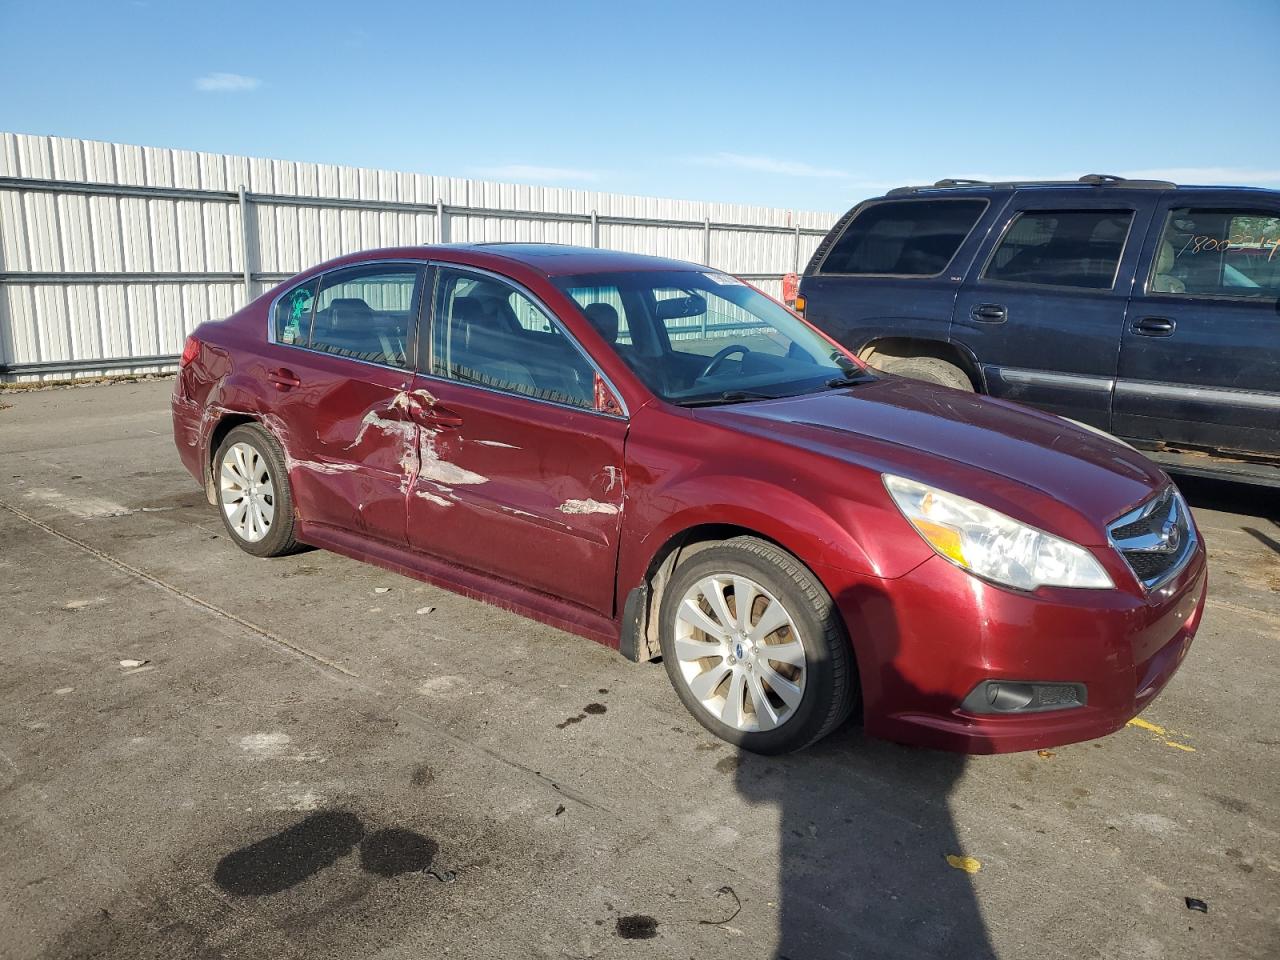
<box><xmin>699</xmin><ymin>345</ymin><xmax>750</xmax><ymax>379</ymax></box>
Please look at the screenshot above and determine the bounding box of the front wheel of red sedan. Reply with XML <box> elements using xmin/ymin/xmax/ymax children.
<box><xmin>658</xmin><ymin>536</ymin><xmax>858</xmax><ymax>754</ymax></box>
<box><xmin>214</xmin><ymin>423</ymin><xmax>300</xmax><ymax>558</ymax></box>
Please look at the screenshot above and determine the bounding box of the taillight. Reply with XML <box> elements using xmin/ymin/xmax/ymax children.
<box><xmin>179</xmin><ymin>336</ymin><xmax>201</xmax><ymax>369</ymax></box>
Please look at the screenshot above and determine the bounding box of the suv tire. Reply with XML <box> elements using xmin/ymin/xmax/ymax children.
<box><xmin>883</xmin><ymin>356</ymin><xmax>974</xmax><ymax>392</ymax></box>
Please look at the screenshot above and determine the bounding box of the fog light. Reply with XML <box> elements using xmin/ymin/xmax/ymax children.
<box><xmin>960</xmin><ymin>680</ymin><xmax>1086</xmax><ymax>714</ymax></box>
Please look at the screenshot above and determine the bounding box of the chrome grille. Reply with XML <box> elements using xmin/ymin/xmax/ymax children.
<box><xmin>1107</xmin><ymin>486</ymin><xmax>1196</xmax><ymax>590</ymax></box>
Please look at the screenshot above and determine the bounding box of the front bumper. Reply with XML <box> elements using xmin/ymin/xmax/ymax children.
<box><xmin>821</xmin><ymin>544</ymin><xmax>1207</xmax><ymax>754</ymax></box>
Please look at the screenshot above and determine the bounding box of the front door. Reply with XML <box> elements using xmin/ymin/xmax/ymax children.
<box><xmin>1115</xmin><ymin>197</ymin><xmax>1280</xmax><ymax>456</ymax></box>
<box><xmin>263</xmin><ymin>262</ymin><xmax>424</xmax><ymax>544</ymax></box>
<box><xmin>404</xmin><ymin>266</ymin><xmax>627</xmax><ymax>615</ymax></box>
<box><xmin>950</xmin><ymin>193</ymin><xmax>1155</xmax><ymax>428</ymax></box>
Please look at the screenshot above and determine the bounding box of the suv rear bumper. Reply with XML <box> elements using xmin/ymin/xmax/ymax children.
<box><xmin>822</xmin><ymin>547</ymin><xmax>1206</xmax><ymax>754</ymax></box>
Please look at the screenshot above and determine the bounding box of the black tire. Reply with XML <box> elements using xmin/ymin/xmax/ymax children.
<box><xmin>213</xmin><ymin>423</ymin><xmax>300</xmax><ymax>558</ymax></box>
<box><xmin>658</xmin><ymin>536</ymin><xmax>858</xmax><ymax>754</ymax></box>
<box><xmin>882</xmin><ymin>355</ymin><xmax>974</xmax><ymax>392</ymax></box>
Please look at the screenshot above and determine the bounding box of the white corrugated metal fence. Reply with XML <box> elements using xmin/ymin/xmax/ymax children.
<box><xmin>0</xmin><ymin>133</ymin><xmax>838</xmax><ymax>381</ymax></box>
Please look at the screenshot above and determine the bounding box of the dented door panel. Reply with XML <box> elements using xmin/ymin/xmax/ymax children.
<box><xmin>404</xmin><ymin>376</ymin><xmax>627</xmax><ymax>614</ymax></box>
<box><xmin>263</xmin><ymin>346</ymin><xmax>416</xmax><ymax>544</ymax></box>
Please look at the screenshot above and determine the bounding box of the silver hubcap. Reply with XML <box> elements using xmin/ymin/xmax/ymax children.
<box><xmin>220</xmin><ymin>441</ymin><xmax>275</xmax><ymax>543</ymax></box>
<box><xmin>674</xmin><ymin>574</ymin><xmax>807</xmax><ymax>732</ymax></box>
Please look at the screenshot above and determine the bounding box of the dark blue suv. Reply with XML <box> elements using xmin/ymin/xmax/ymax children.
<box><xmin>798</xmin><ymin>175</ymin><xmax>1280</xmax><ymax>486</ymax></box>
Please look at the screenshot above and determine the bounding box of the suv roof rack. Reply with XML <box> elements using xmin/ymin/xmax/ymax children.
<box><xmin>886</xmin><ymin>174</ymin><xmax>1177</xmax><ymax>196</ymax></box>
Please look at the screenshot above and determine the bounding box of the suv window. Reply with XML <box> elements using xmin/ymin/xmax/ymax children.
<box><xmin>1150</xmin><ymin>207</ymin><xmax>1280</xmax><ymax>299</ymax></box>
<box><xmin>984</xmin><ymin>210</ymin><xmax>1133</xmax><ymax>289</ymax></box>
<box><xmin>309</xmin><ymin>264</ymin><xmax>419</xmax><ymax>366</ymax></box>
<box><xmin>819</xmin><ymin>199</ymin><xmax>986</xmax><ymax>276</ymax></box>
<box><xmin>432</xmin><ymin>268</ymin><xmax>596</xmax><ymax>410</ymax></box>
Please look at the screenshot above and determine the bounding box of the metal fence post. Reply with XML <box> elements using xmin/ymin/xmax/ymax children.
<box><xmin>793</xmin><ymin>216</ymin><xmax>802</xmax><ymax>274</ymax></box>
<box><xmin>436</xmin><ymin>199</ymin><xmax>447</xmax><ymax>243</ymax></box>
<box><xmin>703</xmin><ymin>216</ymin><xmax>712</xmax><ymax>267</ymax></box>
<box><xmin>590</xmin><ymin>209</ymin><xmax>599</xmax><ymax>248</ymax></box>
<box><xmin>237</xmin><ymin>185</ymin><xmax>253</xmax><ymax>300</ymax></box>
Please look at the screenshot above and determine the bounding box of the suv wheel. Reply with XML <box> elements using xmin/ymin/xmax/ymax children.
<box><xmin>883</xmin><ymin>356</ymin><xmax>974</xmax><ymax>392</ymax></box>
<box><xmin>214</xmin><ymin>423</ymin><xmax>300</xmax><ymax>557</ymax></box>
<box><xmin>658</xmin><ymin>536</ymin><xmax>857</xmax><ymax>754</ymax></box>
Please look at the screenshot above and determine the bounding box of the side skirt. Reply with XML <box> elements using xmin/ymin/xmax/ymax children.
<box><xmin>295</xmin><ymin>521</ymin><xmax>622</xmax><ymax>649</ymax></box>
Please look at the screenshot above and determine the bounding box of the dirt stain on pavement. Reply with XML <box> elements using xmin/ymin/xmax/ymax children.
<box><xmin>616</xmin><ymin>914</ymin><xmax>658</xmax><ymax>939</ymax></box>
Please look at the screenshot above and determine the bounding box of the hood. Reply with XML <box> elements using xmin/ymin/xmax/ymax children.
<box><xmin>699</xmin><ymin>378</ymin><xmax>1168</xmax><ymax>544</ymax></box>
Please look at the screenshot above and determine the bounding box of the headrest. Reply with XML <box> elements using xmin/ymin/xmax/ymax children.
<box><xmin>328</xmin><ymin>297</ymin><xmax>373</xmax><ymax>318</ymax></box>
<box><xmin>583</xmin><ymin>302</ymin><xmax>620</xmax><ymax>343</ymax></box>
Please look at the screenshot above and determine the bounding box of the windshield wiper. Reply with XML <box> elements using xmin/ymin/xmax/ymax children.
<box><xmin>824</xmin><ymin>371</ymin><xmax>876</xmax><ymax>389</ymax></box>
<box><xmin>675</xmin><ymin>390</ymin><xmax>777</xmax><ymax>408</ymax></box>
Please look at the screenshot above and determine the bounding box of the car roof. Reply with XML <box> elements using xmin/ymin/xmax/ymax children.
<box><xmin>451</xmin><ymin>243</ymin><xmax>701</xmax><ymax>277</ymax></box>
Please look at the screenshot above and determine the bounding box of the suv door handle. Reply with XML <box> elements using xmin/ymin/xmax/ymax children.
<box><xmin>267</xmin><ymin>368</ymin><xmax>301</xmax><ymax>390</ymax></box>
<box><xmin>1132</xmin><ymin>316</ymin><xmax>1176</xmax><ymax>337</ymax></box>
<box><xmin>971</xmin><ymin>303</ymin><xmax>1007</xmax><ymax>323</ymax></box>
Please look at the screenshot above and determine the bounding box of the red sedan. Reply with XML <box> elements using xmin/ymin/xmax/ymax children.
<box><xmin>172</xmin><ymin>244</ymin><xmax>1206</xmax><ymax>754</ymax></box>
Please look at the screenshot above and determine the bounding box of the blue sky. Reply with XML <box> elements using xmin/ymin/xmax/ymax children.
<box><xmin>2</xmin><ymin>0</ymin><xmax>1278</xmax><ymax>213</ymax></box>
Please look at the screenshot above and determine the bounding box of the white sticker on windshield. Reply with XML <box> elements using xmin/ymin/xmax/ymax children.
<box><xmin>702</xmin><ymin>272</ymin><xmax>744</xmax><ymax>286</ymax></box>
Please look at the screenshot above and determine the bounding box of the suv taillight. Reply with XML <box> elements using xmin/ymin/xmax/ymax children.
<box><xmin>179</xmin><ymin>336</ymin><xmax>201</xmax><ymax>369</ymax></box>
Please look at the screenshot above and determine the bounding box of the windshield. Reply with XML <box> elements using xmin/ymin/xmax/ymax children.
<box><xmin>555</xmin><ymin>270</ymin><xmax>863</xmax><ymax>405</ymax></box>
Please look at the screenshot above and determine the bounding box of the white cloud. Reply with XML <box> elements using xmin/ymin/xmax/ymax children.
<box><xmin>475</xmin><ymin>164</ymin><xmax>602</xmax><ymax>183</ymax></box>
<box><xmin>194</xmin><ymin>73</ymin><xmax>261</xmax><ymax>93</ymax></box>
<box><xmin>688</xmin><ymin>153</ymin><xmax>849</xmax><ymax>178</ymax></box>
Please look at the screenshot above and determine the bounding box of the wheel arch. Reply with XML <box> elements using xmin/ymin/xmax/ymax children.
<box><xmin>618</xmin><ymin>509</ymin><xmax>860</xmax><ymax>667</ymax></box>
<box><xmin>858</xmin><ymin>336</ymin><xmax>986</xmax><ymax>392</ymax></box>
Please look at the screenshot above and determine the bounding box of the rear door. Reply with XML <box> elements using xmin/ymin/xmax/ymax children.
<box><xmin>1115</xmin><ymin>196</ymin><xmax>1280</xmax><ymax>456</ymax></box>
<box><xmin>799</xmin><ymin>196</ymin><xmax>1000</xmax><ymax>353</ymax></box>
<box><xmin>404</xmin><ymin>265</ymin><xmax>627</xmax><ymax>615</ymax></box>
<box><xmin>951</xmin><ymin>192</ymin><xmax>1157</xmax><ymax>428</ymax></box>
<box><xmin>262</xmin><ymin>261</ymin><xmax>424</xmax><ymax>545</ymax></box>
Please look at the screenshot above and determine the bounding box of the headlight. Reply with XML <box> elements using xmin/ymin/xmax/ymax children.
<box><xmin>883</xmin><ymin>474</ymin><xmax>1113</xmax><ymax>591</ymax></box>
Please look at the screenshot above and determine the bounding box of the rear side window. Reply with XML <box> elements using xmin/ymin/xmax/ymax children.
<box><xmin>309</xmin><ymin>264</ymin><xmax>419</xmax><ymax>367</ymax></box>
<box><xmin>274</xmin><ymin>279</ymin><xmax>317</xmax><ymax>345</ymax></box>
<box><xmin>819</xmin><ymin>199</ymin><xmax>986</xmax><ymax>276</ymax></box>
<box><xmin>1150</xmin><ymin>208</ymin><xmax>1280</xmax><ymax>299</ymax></box>
<box><xmin>984</xmin><ymin>210</ymin><xmax>1133</xmax><ymax>290</ymax></box>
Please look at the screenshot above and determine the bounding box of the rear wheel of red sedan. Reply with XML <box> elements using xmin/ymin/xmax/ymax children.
<box><xmin>214</xmin><ymin>424</ymin><xmax>299</xmax><ymax>558</ymax></box>
<box><xmin>659</xmin><ymin>536</ymin><xmax>857</xmax><ymax>754</ymax></box>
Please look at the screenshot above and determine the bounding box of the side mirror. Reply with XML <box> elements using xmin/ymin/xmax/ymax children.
<box><xmin>655</xmin><ymin>294</ymin><xmax>706</xmax><ymax>321</ymax></box>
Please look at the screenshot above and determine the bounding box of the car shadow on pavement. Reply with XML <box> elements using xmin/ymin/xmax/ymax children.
<box><xmin>735</xmin><ymin>584</ymin><xmax>997</xmax><ymax>960</ymax></box>
<box><xmin>1174</xmin><ymin>473</ymin><xmax>1279</xmax><ymax>523</ymax></box>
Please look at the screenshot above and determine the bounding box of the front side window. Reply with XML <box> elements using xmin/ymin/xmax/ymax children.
<box><xmin>1150</xmin><ymin>207</ymin><xmax>1280</xmax><ymax>299</ymax></box>
<box><xmin>309</xmin><ymin>264</ymin><xmax>419</xmax><ymax>367</ymax></box>
<box><xmin>555</xmin><ymin>270</ymin><xmax>861</xmax><ymax>406</ymax></box>
<box><xmin>431</xmin><ymin>269</ymin><xmax>596</xmax><ymax>410</ymax></box>
<box><xmin>819</xmin><ymin>199</ymin><xmax>987</xmax><ymax>276</ymax></box>
<box><xmin>984</xmin><ymin>209</ymin><xmax>1133</xmax><ymax>289</ymax></box>
<box><xmin>274</xmin><ymin>279</ymin><xmax>317</xmax><ymax>345</ymax></box>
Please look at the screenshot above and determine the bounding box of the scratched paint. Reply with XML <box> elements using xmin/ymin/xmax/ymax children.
<box><xmin>288</xmin><ymin>459</ymin><xmax>361</xmax><ymax>476</ymax></box>
<box><xmin>472</xmin><ymin>439</ymin><xmax>521</xmax><ymax>449</ymax></box>
<box><xmin>413</xmin><ymin>490</ymin><xmax>453</xmax><ymax>508</ymax></box>
<box><xmin>418</xmin><ymin>431</ymin><xmax>488</xmax><ymax>486</ymax></box>
<box><xmin>558</xmin><ymin>499</ymin><xmax>620</xmax><ymax>516</ymax></box>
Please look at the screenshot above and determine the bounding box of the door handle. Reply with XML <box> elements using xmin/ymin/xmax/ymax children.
<box><xmin>1132</xmin><ymin>317</ymin><xmax>1176</xmax><ymax>337</ymax></box>
<box><xmin>267</xmin><ymin>368</ymin><xmax>301</xmax><ymax>390</ymax></box>
<box><xmin>408</xmin><ymin>400</ymin><xmax>464</xmax><ymax>429</ymax></box>
<box><xmin>971</xmin><ymin>303</ymin><xmax>1008</xmax><ymax>323</ymax></box>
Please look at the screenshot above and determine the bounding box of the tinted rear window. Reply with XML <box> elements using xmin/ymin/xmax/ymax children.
<box><xmin>984</xmin><ymin>210</ymin><xmax>1133</xmax><ymax>290</ymax></box>
<box><xmin>819</xmin><ymin>199</ymin><xmax>986</xmax><ymax>276</ymax></box>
